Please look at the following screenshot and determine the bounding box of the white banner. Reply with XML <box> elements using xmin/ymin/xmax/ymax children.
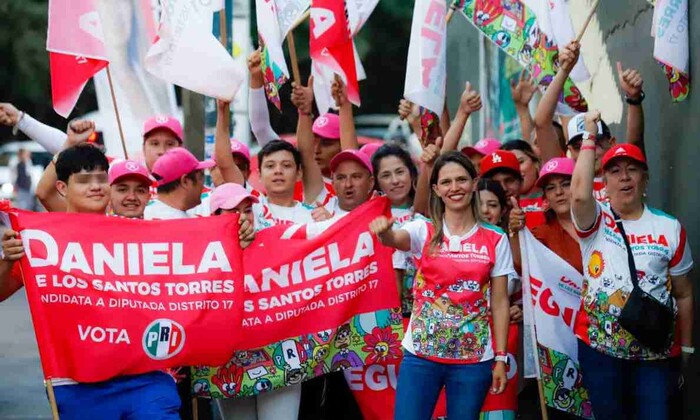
<box><xmin>520</xmin><ymin>229</ymin><xmax>584</xmax><ymax>361</ymax></box>
<box><xmin>347</xmin><ymin>0</ymin><xmax>380</xmax><ymax>35</ymax></box>
<box><xmin>145</xmin><ymin>0</ymin><xmax>244</xmax><ymax>101</ymax></box>
<box><xmin>652</xmin><ymin>0</ymin><xmax>688</xmax><ymax>74</ymax></box>
<box><xmin>521</xmin><ymin>0</ymin><xmax>590</xmax><ymax>83</ymax></box>
<box><xmin>403</xmin><ymin>0</ymin><xmax>446</xmax><ymax>115</ymax></box>
<box><xmin>257</xmin><ymin>0</ymin><xmax>290</xmax><ymax>78</ymax></box>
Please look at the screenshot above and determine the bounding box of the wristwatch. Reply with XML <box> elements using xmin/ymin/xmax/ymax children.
<box><xmin>625</xmin><ymin>90</ymin><xmax>645</xmax><ymax>105</ymax></box>
<box><xmin>681</xmin><ymin>346</ymin><xmax>695</xmax><ymax>355</ymax></box>
<box><xmin>495</xmin><ymin>352</ymin><xmax>509</xmax><ymax>365</ymax></box>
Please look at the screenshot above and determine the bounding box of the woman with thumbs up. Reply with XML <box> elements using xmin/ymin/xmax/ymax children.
<box><xmin>369</xmin><ymin>151</ymin><xmax>513</xmax><ymax>420</ymax></box>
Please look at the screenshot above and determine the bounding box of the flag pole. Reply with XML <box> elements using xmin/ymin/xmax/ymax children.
<box><xmin>519</xmin><ymin>231</ymin><xmax>550</xmax><ymax>420</ymax></box>
<box><xmin>446</xmin><ymin>1</ymin><xmax>458</xmax><ymax>23</ymax></box>
<box><xmin>105</xmin><ymin>66</ymin><xmax>129</xmax><ymax>159</ymax></box>
<box><xmin>575</xmin><ymin>0</ymin><xmax>601</xmax><ymax>42</ymax></box>
<box><xmin>287</xmin><ymin>33</ymin><xmax>302</xmax><ymax>85</ymax></box>
<box><xmin>289</xmin><ymin>9</ymin><xmax>310</xmax><ymax>33</ymax></box>
<box><xmin>45</xmin><ymin>380</ymin><xmax>60</xmax><ymax>420</ymax></box>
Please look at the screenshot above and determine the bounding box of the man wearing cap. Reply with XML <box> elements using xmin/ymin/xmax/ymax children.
<box><xmin>144</xmin><ymin>147</ymin><xmax>215</xmax><ymax>220</ymax></box>
<box><xmin>321</xmin><ymin>149</ymin><xmax>375</xmax><ymax>220</ymax></box>
<box><xmin>109</xmin><ymin>160</ymin><xmax>152</xmax><ymax>219</ymax></box>
<box><xmin>142</xmin><ymin>115</ymin><xmax>183</xmax><ymax>170</ymax></box>
<box><xmin>480</xmin><ymin>150</ymin><xmax>523</xmax><ymax>211</ymax></box>
<box><xmin>533</xmin><ymin>41</ymin><xmax>647</xmax><ymax>203</ymax></box>
<box><xmin>461</xmin><ymin>138</ymin><xmax>501</xmax><ymax>173</ymax></box>
<box><xmin>1</xmin><ymin>144</ymin><xmax>183</xmax><ymax>419</ymax></box>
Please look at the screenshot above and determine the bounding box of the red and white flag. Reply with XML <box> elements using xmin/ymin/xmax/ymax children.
<box><xmin>46</xmin><ymin>0</ymin><xmax>109</xmax><ymax>118</ymax></box>
<box><xmin>404</xmin><ymin>0</ymin><xmax>447</xmax><ymax>116</ymax></box>
<box><xmin>310</xmin><ymin>0</ymin><xmax>361</xmax><ymax>106</ymax></box>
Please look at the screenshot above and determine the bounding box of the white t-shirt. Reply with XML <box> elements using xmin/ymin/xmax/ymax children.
<box><xmin>322</xmin><ymin>196</ymin><xmax>349</xmax><ymax>219</ymax></box>
<box><xmin>253</xmin><ymin>196</ymin><xmax>314</xmax><ymax>231</ymax></box>
<box><xmin>144</xmin><ymin>199</ymin><xmax>190</xmax><ymax>220</ymax></box>
<box><xmin>574</xmin><ymin>202</ymin><xmax>693</xmax><ymax>360</ymax></box>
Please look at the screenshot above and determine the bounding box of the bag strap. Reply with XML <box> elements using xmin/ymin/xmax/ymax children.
<box><xmin>610</xmin><ymin>207</ymin><xmax>639</xmax><ymax>287</ymax></box>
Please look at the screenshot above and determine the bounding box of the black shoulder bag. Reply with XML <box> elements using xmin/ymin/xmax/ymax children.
<box><xmin>613</xmin><ymin>209</ymin><xmax>674</xmax><ymax>353</ymax></box>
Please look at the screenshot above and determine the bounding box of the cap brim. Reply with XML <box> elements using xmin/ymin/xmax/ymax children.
<box><xmin>535</xmin><ymin>172</ymin><xmax>571</xmax><ymax>188</ymax></box>
<box><xmin>212</xmin><ymin>194</ymin><xmax>259</xmax><ymax>213</ymax></box>
<box><xmin>330</xmin><ymin>152</ymin><xmax>372</xmax><ymax>175</ymax></box>
<box><xmin>196</xmin><ymin>159</ymin><xmax>216</xmax><ymax>170</ymax></box>
<box><xmin>110</xmin><ymin>173</ymin><xmax>153</xmax><ymax>186</ymax></box>
<box><xmin>482</xmin><ymin>167</ymin><xmax>522</xmax><ymax>180</ymax></box>
<box><xmin>461</xmin><ymin>147</ymin><xmax>484</xmax><ymax>156</ymax></box>
<box><xmin>603</xmin><ymin>155</ymin><xmax>648</xmax><ymax>171</ymax></box>
<box><xmin>143</xmin><ymin>127</ymin><xmax>183</xmax><ymax>143</ymax></box>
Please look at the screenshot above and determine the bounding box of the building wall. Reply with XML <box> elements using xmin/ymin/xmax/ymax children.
<box><xmin>449</xmin><ymin>1</ymin><xmax>698</xmax><ymax>416</ymax></box>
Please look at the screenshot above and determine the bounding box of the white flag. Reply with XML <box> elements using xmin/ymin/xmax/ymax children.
<box><xmin>347</xmin><ymin>0</ymin><xmax>380</xmax><ymax>35</ymax></box>
<box><xmin>651</xmin><ymin>0</ymin><xmax>688</xmax><ymax>74</ymax></box>
<box><xmin>403</xmin><ymin>0</ymin><xmax>447</xmax><ymax>115</ymax></box>
<box><xmin>520</xmin><ymin>229</ymin><xmax>584</xmax><ymax>361</ymax></box>
<box><xmin>521</xmin><ymin>0</ymin><xmax>590</xmax><ymax>83</ymax></box>
<box><xmin>275</xmin><ymin>0</ymin><xmax>310</xmax><ymax>37</ymax></box>
<box><xmin>145</xmin><ymin>0</ymin><xmax>244</xmax><ymax>101</ymax></box>
<box><xmin>257</xmin><ymin>0</ymin><xmax>290</xmax><ymax>79</ymax></box>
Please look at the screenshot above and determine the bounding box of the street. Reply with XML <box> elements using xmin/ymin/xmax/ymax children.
<box><xmin>0</xmin><ymin>292</ymin><xmax>51</xmax><ymax>419</ymax></box>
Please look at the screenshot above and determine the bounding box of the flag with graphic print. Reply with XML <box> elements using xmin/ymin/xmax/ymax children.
<box><xmin>520</xmin><ymin>229</ymin><xmax>594</xmax><ymax>419</ymax></box>
<box><xmin>257</xmin><ymin>0</ymin><xmax>290</xmax><ymax>110</ymax></box>
<box><xmin>456</xmin><ymin>0</ymin><xmax>588</xmax><ymax>113</ymax></box>
<box><xmin>47</xmin><ymin>0</ymin><xmax>110</xmax><ymax>118</ymax></box>
<box><xmin>650</xmin><ymin>0</ymin><xmax>689</xmax><ymax>102</ymax></box>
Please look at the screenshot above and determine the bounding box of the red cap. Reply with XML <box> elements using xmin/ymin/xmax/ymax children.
<box><xmin>602</xmin><ymin>144</ymin><xmax>647</xmax><ymax>170</ymax></box>
<box><xmin>330</xmin><ymin>149</ymin><xmax>373</xmax><ymax>175</ymax></box>
<box><xmin>143</xmin><ymin>116</ymin><xmax>183</xmax><ymax>143</ymax></box>
<box><xmin>109</xmin><ymin>159</ymin><xmax>153</xmax><ymax>186</ymax></box>
<box><xmin>461</xmin><ymin>138</ymin><xmax>501</xmax><ymax>157</ymax></box>
<box><xmin>480</xmin><ymin>151</ymin><xmax>521</xmax><ymax>178</ymax></box>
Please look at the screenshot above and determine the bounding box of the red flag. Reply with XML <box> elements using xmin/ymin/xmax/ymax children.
<box><xmin>310</xmin><ymin>0</ymin><xmax>360</xmax><ymax>106</ymax></box>
<box><xmin>47</xmin><ymin>0</ymin><xmax>109</xmax><ymax>117</ymax></box>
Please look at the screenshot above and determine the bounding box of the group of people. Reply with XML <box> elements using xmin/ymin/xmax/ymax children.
<box><xmin>0</xmin><ymin>39</ymin><xmax>693</xmax><ymax>420</ymax></box>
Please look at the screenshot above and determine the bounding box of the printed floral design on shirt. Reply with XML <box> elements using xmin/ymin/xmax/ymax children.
<box><xmin>361</xmin><ymin>326</ymin><xmax>401</xmax><ymax>364</ymax></box>
<box><xmin>410</xmin><ymin>271</ymin><xmax>490</xmax><ymax>361</ymax></box>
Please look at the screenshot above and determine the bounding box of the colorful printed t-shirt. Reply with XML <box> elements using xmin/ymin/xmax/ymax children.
<box><xmin>573</xmin><ymin>202</ymin><xmax>693</xmax><ymax>360</ymax></box>
<box><xmin>389</xmin><ymin>205</ymin><xmax>422</xmax><ymax>316</ymax></box>
<box><xmin>253</xmin><ymin>196</ymin><xmax>314</xmax><ymax>231</ymax></box>
<box><xmin>520</xmin><ymin>191</ymin><xmax>546</xmax><ymax>229</ymax></box>
<box><xmin>401</xmin><ymin>219</ymin><xmax>515</xmax><ymax>363</ymax></box>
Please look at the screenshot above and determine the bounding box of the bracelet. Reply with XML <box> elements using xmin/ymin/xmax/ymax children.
<box><xmin>580</xmin><ymin>145</ymin><xmax>596</xmax><ymax>152</ymax></box>
<box><xmin>495</xmin><ymin>351</ymin><xmax>507</xmax><ymax>357</ymax></box>
<box><xmin>625</xmin><ymin>90</ymin><xmax>645</xmax><ymax>105</ymax></box>
<box><xmin>681</xmin><ymin>346</ymin><xmax>695</xmax><ymax>354</ymax></box>
<box><xmin>11</xmin><ymin>111</ymin><xmax>25</xmax><ymax>136</ymax></box>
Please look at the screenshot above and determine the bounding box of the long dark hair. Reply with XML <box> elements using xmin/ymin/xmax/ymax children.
<box><xmin>428</xmin><ymin>152</ymin><xmax>481</xmax><ymax>254</ymax></box>
<box><xmin>477</xmin><ymin>178</ymin><xmax>508</xmax><ymax>229</ymax></box>
<box><xmin>371</xmin><ymin>143</ymin><xmax>418</xmax><ymax>202</ymax></box>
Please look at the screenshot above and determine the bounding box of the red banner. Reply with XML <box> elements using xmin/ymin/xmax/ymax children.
<box><xmin>240</xmin><ymin>197</ymin><xmax>398</xmax><ymax>348</ymax></box>
<box><xmin>310</xmin><ymin>0</ymin><xmax>361</xmax><ymax>106</ymax></box>
<box><xmin>7</xmin><ymin>210</ymin><xmax>244</xmax><ymax>383</ymax></box>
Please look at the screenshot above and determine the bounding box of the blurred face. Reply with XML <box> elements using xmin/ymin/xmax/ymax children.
<box><xmin>314</xmin><ymin>136</ymin><xmax>341</xmax><ymax>175</ymax></box>
<box><xmin>490</xmin><ymin>171</ymin><xmax>522</xmax><ymax>204</ymax></box>
<box><xmin>260</xmin><ymin>150</ymin><xmax>301</xmax><ymax>197</ymax></box>
<box><xmin>511</xmin><ymin>149</ymin><xmax>539</xmax><ymax>194</ymax></box>
<box><xmin>57</xmin><ymin>169</ymin><xmax>110</xmax><ymax>214</ymax></box>
<box><xmin>604</xmin><ymin>158</ymin><xmax>647</xmax><ymax>210</ymax></box>
<box><xmin>568</xmin><ymin>135</ymin><xmax>615</xmax><ymax>174</ymax></box>
<box><xmin>466</xmin><ymin>152</ymin><xmax>484</xmax><ymax>173</ymax></box>
<box><xmin>233</xmin><ymin>155</ymin><xmax>251</xmax><ymax>181</ymax></box>
<box><xmin>110</xmin><ymin>177</ymin><xmax>150</xmax><ymax>218</ymax></box>
<box><xmin>183</xmin><ymin>170</ymin><xmax>206</xmax><ymax>210</ymax></box>
<box><xmin>333</xmin><ymin>160</ymin><xmax>374</xmax><ymax>211</ymax></box>
<box><xmin>143</xmin><ymin>129</ymin><xmax>180</xmax><ymax>170</ymax></box>
<box><xmin>432</xmin><ymin>162</ymin><xmax>475</xmax><ymax>213</ymax></box>
<box><xmin>218</xmin><ymin>198</ymin><xmax>255</xmax><ymax>227</ymax></box>
<box><xmin>377</xmin><ymin>156</ymin><xmax>412</xmax><ymax>206</ymax></box>
<box><xmin>479</xmin><ymin>190</ymin><xmax>504</xmax><ymax>225</ymax></box>
<box><xmin>542</xmin><ymin>175</ymin><xmax>572</xmax><ymax>217</ymax></box>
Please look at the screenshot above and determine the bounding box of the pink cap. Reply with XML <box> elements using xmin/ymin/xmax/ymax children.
<box><xmin>143</xmin><ymin>116</ymin><xmax>183</xmax><ymax>142</ymax></box>
<box><xmin>330</xmin><ymin>149</ymin><xmax>373</xmax><ymax>175</ymax></box>
<box><xmin>151</xmin><ymin>147</ymin><xmax>215</xmax><ymax>186</ymax></box>
<box><xmin>229</xmin><ymin>139</ymin><xmax>251</xmax><ymax>162</ymax></box>
<box><xmin>108</xmin><ymin>160</ymin><xmax>153</xmax><ymax>186</ymax></box>
<box><xmin>360</xmin><ymin>143</ymin><xmax>383</xmax><ymax>159</ymax></box>
<box><xmin>312</xmin><ymin>113</ymin><xmax>340</xmax><ymax>140</ymax></box>
<box><xmin>536</xmin><ymin>158</ymin><xmax>575</xmax><ymax>188</ymax></box>
<box><xmin>461</xmin><ymin>138</ymin><xmax>501</xmax><ymax>157</ymax></box>
<box><xmin>210</xmin><ymin>183</ymin><xmax>259</xmax><ymax>214</ymax></box>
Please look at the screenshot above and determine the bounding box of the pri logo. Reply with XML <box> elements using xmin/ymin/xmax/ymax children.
<box><xmin>142</xmin><ymin>319</ymin><xmax>185</xmax><ymax>360</ymax></box>
<box><xmin>155</xmin><ymin>116</ymin><xmax>170</xmax><ymax>124</ymax></box>
<box><xmin>125</xmin><ymin>161</ymin><xmax>140</xmax><ymax>172</ymax></box>
<box><xmin>544</xmin><ymin>160</ymin><xmax>559</xmax><ymax>172</ymax></box>
<box><xmin>315</xmin><ymin>116</ymin><xmax>329</xmax><ymax>127</ymax></box>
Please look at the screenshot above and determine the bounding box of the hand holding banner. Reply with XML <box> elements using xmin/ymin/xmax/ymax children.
<box><xmin>8</xmin><ymin>210</ymin><xmax>244</xmax><ymax>383</ymax></box>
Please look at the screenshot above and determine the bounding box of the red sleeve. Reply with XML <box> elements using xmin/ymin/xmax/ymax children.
<box><xmin>669</xmin><ymin>226</ymin><xmax>687</xmax><ymax>268</ymax></box>
<box><xmin>575</xmin><ymin>205</ymin><xmax>602</xmax><ymax>239</ymax></box>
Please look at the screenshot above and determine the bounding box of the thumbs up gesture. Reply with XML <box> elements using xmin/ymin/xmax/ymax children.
<box><xmin>616</xmin><ymin>62</ymin><xmax>644</xmax><ymax>101</ymax></box>
<box><xmin>508</xmin><ymin>196</ymin><xmax>526</xmax><ymax>235</ymax></box>
<box><xmin>459</xmin><ymin>82</ymin><xmax>482</xmax><ymax>115</ymax></box>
